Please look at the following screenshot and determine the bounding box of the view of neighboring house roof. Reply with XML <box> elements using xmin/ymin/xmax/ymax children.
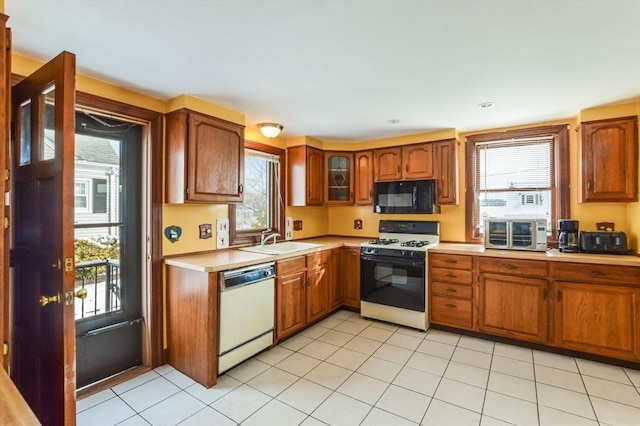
<box><xmin>43</xmin><ymin>129</ymin><xmax>120</xmax><ymax>165</ymax></box>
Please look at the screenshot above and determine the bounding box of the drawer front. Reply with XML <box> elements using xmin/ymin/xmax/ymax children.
<box><xmin>431</xmin><ymin>282</ymin><xmax>473</xmax><ymax>299</ymax></box>
<box><xmin>430</xmin><ymin>268</ymin><xmax>473</xmax><ymax>285</ymax></box>
<box><xmin>430</xmin><ymin>295</ymin><xmax>473</xmax><ymax>329</ymax></box>
<box><xmin>276</xmin><ymin>256</ymin><xmax>306</xmax><ymax>275</ymax></box>
<box><xmin>553</xmin><ymin>263</ymin><xmax>640</xmax><ymax>286</ymax></box>
<box><xmin>430</xmin><ymin>253</ymin><xmax>472</xmax><ymax>270</ymax></box>
<box><xmin>477</xmin><ymin>257</ymin><xmax>548</xmax><ymax>278</ymax></box>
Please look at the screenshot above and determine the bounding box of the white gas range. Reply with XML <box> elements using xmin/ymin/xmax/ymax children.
<box><xmin>360</xmin><ymin>220</ymin><xmax>439</xmax><ymax>330</ymax></box>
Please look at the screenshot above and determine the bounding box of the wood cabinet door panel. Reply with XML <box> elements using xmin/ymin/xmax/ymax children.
<box><xmin>276</xmin><ymin>272</ymin><xmax>307</xmax><ymax>340</ymax></box>
<box><xmin>479</xmin><ymin>273</ymin><xmax>548</xmax><ymax>343</ymax></box>
<box><xmin>307</xmin><ymin>147</ymin><xmax>324</xmax><ymax>205</ymax></box>
<box><xmin>341</xmin><ymin>248</ymin><xmax>361</xmax><ymax>308</ymax></box>
<box><xmin>434</xmin><ymin>140</ymin><xmax>458</xmax><ymax>205</ymax></box>
<box><xmin>354</xmin><ymin>151</ymin><xmax>373</xmax><ymax>205</ymax></box>
<box><xmin>402</xmin><ymin>143</ymin><xmax>434</xmax><ymax>179</ymax></box>
<box><xmin>324</xmin><ymin>152</ymin><xmax>354</xmax><ymax>205</ymax></box>
<box><xmin>307</xmin><ymin>266</ymin><xmax>329</xmax><ymax>323</ymax></box>
<box><xmin>430</xmin><ymin>295</ymin><xmax>472</xmax><ymax>329</ymax></box>
<box><xmin>580</xmin><ymin>116</ymin><xmax>638</xmax><ymax>202</ymax></box>
<box><xmin>554</xmin><ymin>281</ymin><xmax>640</xmax><ymax>360</ymax></box>
<box><xmin>373</xmin><ymin>147</ymin><xmax>402</xmax><ymax>181</ymax></box>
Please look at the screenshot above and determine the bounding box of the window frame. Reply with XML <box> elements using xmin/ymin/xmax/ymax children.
<box><xmin>465</xmin><ymin>124</ymin><xmax>570</xmax><ymax>243</ymax></box>
<box><xmin>229</xmin><ymin>140</ymin><xmax>286</xmax><ymax>246</ymax></box>
<box><xmin>74</xmin><ymin>178</ymin><xmax>91</xmax><ymax>212</ymax></box>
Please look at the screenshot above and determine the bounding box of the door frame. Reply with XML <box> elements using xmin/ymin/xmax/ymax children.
<box><xmin>9</xmin><ymin>75</ymin><xmax>165</xmax><ymax>373</ymax></box>
<box><xmin>74</xmin><ymin>91</ymin><xmax>164</xmax><ymax>371</ymax></box>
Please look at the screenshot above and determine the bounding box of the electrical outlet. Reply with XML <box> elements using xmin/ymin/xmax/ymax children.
<box><xmin>199</xmin><ymin>223</ymin><xmax>212</xmax><ymax>239</ymax></box>
<box><xmin>293</xmin><ymin>220</ymin><xmax>303</xmax><ymax>231</ymax></box>
<box><xmin>216</xmin><ymin>234</ymin><xmax>229</xmax><ymax>249</ymax></box>
<box><xmin>354</xmin><ymin>219</ymin><xmax>363</xmax><ymax>230</ymax></box>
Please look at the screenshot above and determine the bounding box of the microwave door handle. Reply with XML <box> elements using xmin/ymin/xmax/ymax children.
<box><xmin>413</xmin><ymin>187</ymin><xmax>417</xmax><ymax>205</ymax></box>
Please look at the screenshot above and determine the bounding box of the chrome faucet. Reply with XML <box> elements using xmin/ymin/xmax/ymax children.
<box><xmin>260</xmin><ymin>229</ymin><xmax>280</xmax><ymax>245</ymax></box>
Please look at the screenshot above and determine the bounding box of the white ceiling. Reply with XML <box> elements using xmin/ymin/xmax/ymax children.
<box><xmin>5</xmin><ymin>0</ymin><xmax>640</xmax><ymax>142</ymax></box>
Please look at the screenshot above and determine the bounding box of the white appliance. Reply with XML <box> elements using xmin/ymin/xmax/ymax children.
<box><xmin>360</xmin><ymin>220</ymin><xmax>439</xmax><ymax>330</ymax></box>
<box><xmin>218</xmin><ymin>262</ymin><xmax>275</xmax><ymax>374</ymax></box>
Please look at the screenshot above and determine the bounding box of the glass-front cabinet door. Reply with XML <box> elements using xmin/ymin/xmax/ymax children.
<box><xmin>324</xmin><ymin>152</ymin><xmax>354</xmax><ymax>205</ymax></box>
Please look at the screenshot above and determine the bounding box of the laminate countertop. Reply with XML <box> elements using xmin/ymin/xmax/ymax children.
<box><xmin>430</xmin><ymin>243</ymin><xmax>640</xmax><ymax>267</ymax></box>
<box><xmin>164</xmin><ymin>236</ymin><xmax>371</xmax><ymax>273</ymax></box>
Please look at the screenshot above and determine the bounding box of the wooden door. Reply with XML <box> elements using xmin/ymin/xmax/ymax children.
<box><xmin>276</xmin><ymin>272</ymin><xmax>306</xmax><ymax>340</ymax></box>
<box><xmin>579</xmin><ymin>116</ymin><xmax>638</xmax><ymax>202</ymax></box>
<box><xmin>478</xmin><ymin>272</ymin><xmax>548</xmax><ymax>343</ymax></box>
<box><xmin>306</xmin><ymin>147</ymin><xmax>324</xmax><ymax>205</ymax></box>
<box><xmin>402</xmin><ymin>143</ymin><xmax>434</xmax><ymax>179</ymax></box>
<box><xmin>373</xmin><ymin>147</ymin><xmax>402</xmax><ymax>182</ymax></box>
<box><xmin>354</xmin><ymin>151</ymin><xmax>373</xmax><ymax>205</ymax></box>
<box><xmin>341</xmin><ymin>248</ymin><xmax>361</xmax><ymax>309</ymax></box>
<box><xmin>433</xmin><ymin>140</ymin><xmax>458</xmax><ymax>205</ymax></box>
<box><xmin>11</xmin><ymin>51</ymin><xmax>77</xmax><ymax>425</ymax></box>
<box><xmin>554</xmin><ymin>281</ymin><xmax>640</xmax><ymax>361</ymax></box>
<box><xmin>0</xmin><ymin>14</ymin><xmax>10</xmax><ymax>371</ymax></box>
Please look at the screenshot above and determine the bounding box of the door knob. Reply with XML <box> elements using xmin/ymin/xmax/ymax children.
<box><xmin>75</xmin><ymin>288</ymin><xmax>88</xmax><ymax>300</ymax></box>
<box><xmin>39</xmin><ymin>293</ymin><xmax>61</xmax><ymax>307</ymax></box>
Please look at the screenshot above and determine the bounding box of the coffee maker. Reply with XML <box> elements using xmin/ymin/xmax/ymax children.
<box><xmin>558</xmin><ymin>220</ymin><xmax>579</xmax><ymax>253</ymax></box>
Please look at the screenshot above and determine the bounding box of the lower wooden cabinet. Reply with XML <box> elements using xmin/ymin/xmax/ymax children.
<box><xmin>429</xmin><ymin>253</ymin><xmax>473</xmax><ymax>329</ymax></box>
<box><xmin>341</xmin><ymin>247</ymin><xmax>361</xmax><ymax>308</ymax></box>
<box><xmin>307</xmin><ymin>251</ymin><xmax>332</xmax><ymax>323</ymax></box>
<box><xmin>552</xmin><ymin>262</ymin><xmax>640</xmax><ymax>362</ymax></box>
<box><xmin>276</xmin><ymin>256</ymin><xmax>307</xmax><ymax>340</ymax></box>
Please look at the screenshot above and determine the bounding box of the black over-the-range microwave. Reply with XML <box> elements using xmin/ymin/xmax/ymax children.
<box><xmin>373</xmin><ymin>179</ymin><xmax>440</xmax><ymax>214</ymax></box>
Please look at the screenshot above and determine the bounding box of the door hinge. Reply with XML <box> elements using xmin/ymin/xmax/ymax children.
<box><xmin>3</xmin><ymin>342</ymin><xmax>8</xmax><ymax>356</ymax></box>
<box><xmin>3</xmin><ymin>217</ymin><xmax>8</xmax><ymax>229</ymax></box>
<box><xmin>4</xmin><ymin>169</ymin><xmax>8</xmax><ymax>181</ymax></box>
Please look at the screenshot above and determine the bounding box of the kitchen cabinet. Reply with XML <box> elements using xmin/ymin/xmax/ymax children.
<box><xmin>477</xmin><ymin>258</ymin><xmax>549</xmax><ymax>344</ymax></box>
<box><xmin>433</xmin><ymin>139</ymin><xmax>459</xmax><ymax>205</ymax></box>
<box><xmin>429</xmin><ymin>254</ymin><xmax>473</xmax><ymax>330</ymax></box>
<box><xmin>324</xmin><ymin>152</ymin><xmax>354</xmax><ymax>205</ymax></box>
<box><xmin>373</xmin><ymin>142</ymin><xmax>435</xmax><ymax>182</ymax></box>
<box><xmin>354</xmin><ymin>151</ymin><xmax>374</xmax><ymax>205</ymax></box>
<box><xmin>165</xmin><ymin>109</ymin><xmax>245</xmax><ymax>203</ymax></box>
<box><xmin>341</xmin><ymin>247</ymin><xmax>361</xmax><ymax>309</ymax></box>
<box><xmin>276</xmin><ymin>256</ymin><xmax>307</xmax><ymax>340</ymax></box>
<box><xmin>287</xmin><ymin>145</ymin><xmax>324</xmax><ymax>206</ymax></box>
<box><xmin>552</xmin><ymin>262</ymin><xmax>640</xmax><ymax>361</ymax></box>
<box><xmin>166</xmin><ymin>265</ymin><xmax>218</xmax><ymax>387</ymax></box>
<box><xmin>578</xmin><ymin>116</ymin><xmax>638</xmax><ymax>202</ymax></box>
<box><xmin>329</xmin><ymin>250</ymin><xmax>343</xmax><ymax>310</ymax></box>
<box><xmin>307</xmin><ymin>251</ymin><xmax>332</xmax><ymax>323</ymax></box>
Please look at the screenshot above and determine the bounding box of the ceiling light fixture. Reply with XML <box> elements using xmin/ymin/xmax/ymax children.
<box><xmin>257</xmin><ymin>122</ymin><xmax>284</xmax><ymax>138</ymax></box>
<box><xmin>478</xmin><ymin>102</ymin><xmax>495</xmax><ymax>109</ymax></box>
<box><xmin>387</xmin><ymin>119</ymin><xmax>400</xmax><ymax>124</ymax></box>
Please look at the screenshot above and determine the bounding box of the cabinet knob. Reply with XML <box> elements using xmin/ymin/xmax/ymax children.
<box><xmin>397</xmin><ymin>165</ymin><xmax>400</xmax><ymax>173</ymax></box>
<box><xmin>587</xmin><ymin>181</ymin><xmax>592</xmax><ymax>192</ymax></box>
<box><xmin>405</xmin><ymin>164</ymin><xmax>409</xmax><ymax>172</ymax></box>
<box><xmin>239</xmin><ymin>184</ymin><xmax>244</xmax><ymax>194</ymax></box>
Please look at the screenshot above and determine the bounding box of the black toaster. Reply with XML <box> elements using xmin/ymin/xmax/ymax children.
<box><xmin>579</xmin><ymin>231</ymin><xmax>630</xmax><ymax>254</ymax></box>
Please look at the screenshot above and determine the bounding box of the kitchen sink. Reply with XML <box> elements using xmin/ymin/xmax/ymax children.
<box><xmin>239</xmin><ymin>241</ymin><xmax>322</xmax><ymax>255</ymax></box>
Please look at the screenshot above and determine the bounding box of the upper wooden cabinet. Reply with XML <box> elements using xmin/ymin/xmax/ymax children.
<box><xmin>287</xmin><ymin>145</ymin><xmax>324</xmax><ymax>206</ymax></box>
<box><xmin>433</xmin><ymin>139</ymin><xmax>459</xmax><ymax>205</ymax></box>
<box><xmin>578</xmin><ymin>116</ymin><xmax>638</xmax><ymax>202</ymax></box>
<box><xmin>354</xmin><ymin>151</ymin><xmax>373</xmax><ymax>205</ymax></box>
<box><xmin>165</xmin><ymin>109</ymin><xmax>245</xmax><ymax>203</ymax></box>
<box><xmin>324</xmin><ymin>152</ymin><xmax>354</xmax><ymax>205</ymax></box>
<box><xmin>373</xmin><ymin>142</ymin><xmax>437</xmax><ymax>182</ymax></box>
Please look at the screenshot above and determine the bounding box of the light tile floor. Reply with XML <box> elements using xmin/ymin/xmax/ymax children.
<box><xmin>77</xmin><ymin>310</ymin><xmax>640</xmax><ymax>426</ymax></box>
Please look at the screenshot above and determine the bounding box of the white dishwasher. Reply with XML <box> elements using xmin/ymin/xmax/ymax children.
<box><xmin>218</xmin><ymin>262</ymin><xmax>275</xmax><ymax>374</ymax></box>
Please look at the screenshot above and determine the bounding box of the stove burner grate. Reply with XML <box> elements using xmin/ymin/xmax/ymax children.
<box><xmin>368</xmin><ymin>238</ymin><xmax>400</xmax><ymax>245</ymax></box>
<box><xmin>400</xmin><ymin>240</ymin><xmax>431</xmax><ymax>248</ymax></box>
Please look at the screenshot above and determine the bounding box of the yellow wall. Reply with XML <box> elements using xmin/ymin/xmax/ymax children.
<box><xmin>11</xmin><ymin>52</ymin><xmax>640</xmax><ymax>252</ymax></box>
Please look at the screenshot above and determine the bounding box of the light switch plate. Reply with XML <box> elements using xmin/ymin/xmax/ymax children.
<box><xmin>285</xmin><ymin>216</ymin><xmax>293</xmax><ymax>240</ymax></box>
<box><xmin>216</xmin><ymin>218</ymin><xmax>229</xmax><ymax>233</ymax></box>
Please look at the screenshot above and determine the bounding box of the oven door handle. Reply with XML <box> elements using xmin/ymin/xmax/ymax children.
<box><xmin>361</xmin><ymin>255</ymin><xmax>425</xmax><ymax>268</ymax></box>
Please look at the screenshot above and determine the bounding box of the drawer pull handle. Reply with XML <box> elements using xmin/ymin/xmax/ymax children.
<box><xmin>505</xmin><ymin>264</ymin><xmax>518</xmax><ymax>270</ymax></box>
<box><xmin>445</xmin><ymin>303</ymin><xmax>457</xmax><ymax>308</ymax></box>
<box><xmin>589</xmin><ymin>270</ymin><xmax>605</xmax><ymax>277</ymax></box>
<box><xmin>445</xmin><ymin>273</ymin><xmax>457</xmax><ymax>278</ymax></box>
<box><xmin>444</xmin><ymin>259</ymin><xmax>457</xmax><ymax>264</ymax></box>
<box><xmin>445</xmin><ymin>288</ymin><xmax>457</xmax><ymax>293</ymax></box>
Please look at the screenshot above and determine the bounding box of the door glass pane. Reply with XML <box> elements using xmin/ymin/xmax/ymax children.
<box><xmin>18</xmin><ymin>100</ymin><xmax>31</xmax><ymax>166</ymax></box>
<box><xmin>74</xmin><ymin>132</ymin><xmax>122</xmax><ymax>320</ymax></box>
<box><xmin>328</xmin><ymin>155</ymin><xmax>351</xmax><ymax>201</ymax></box>
<box><xmin>40</xmin><ymin>84</ymin><xmax>56</xmax><ymax>161</ymax></box>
